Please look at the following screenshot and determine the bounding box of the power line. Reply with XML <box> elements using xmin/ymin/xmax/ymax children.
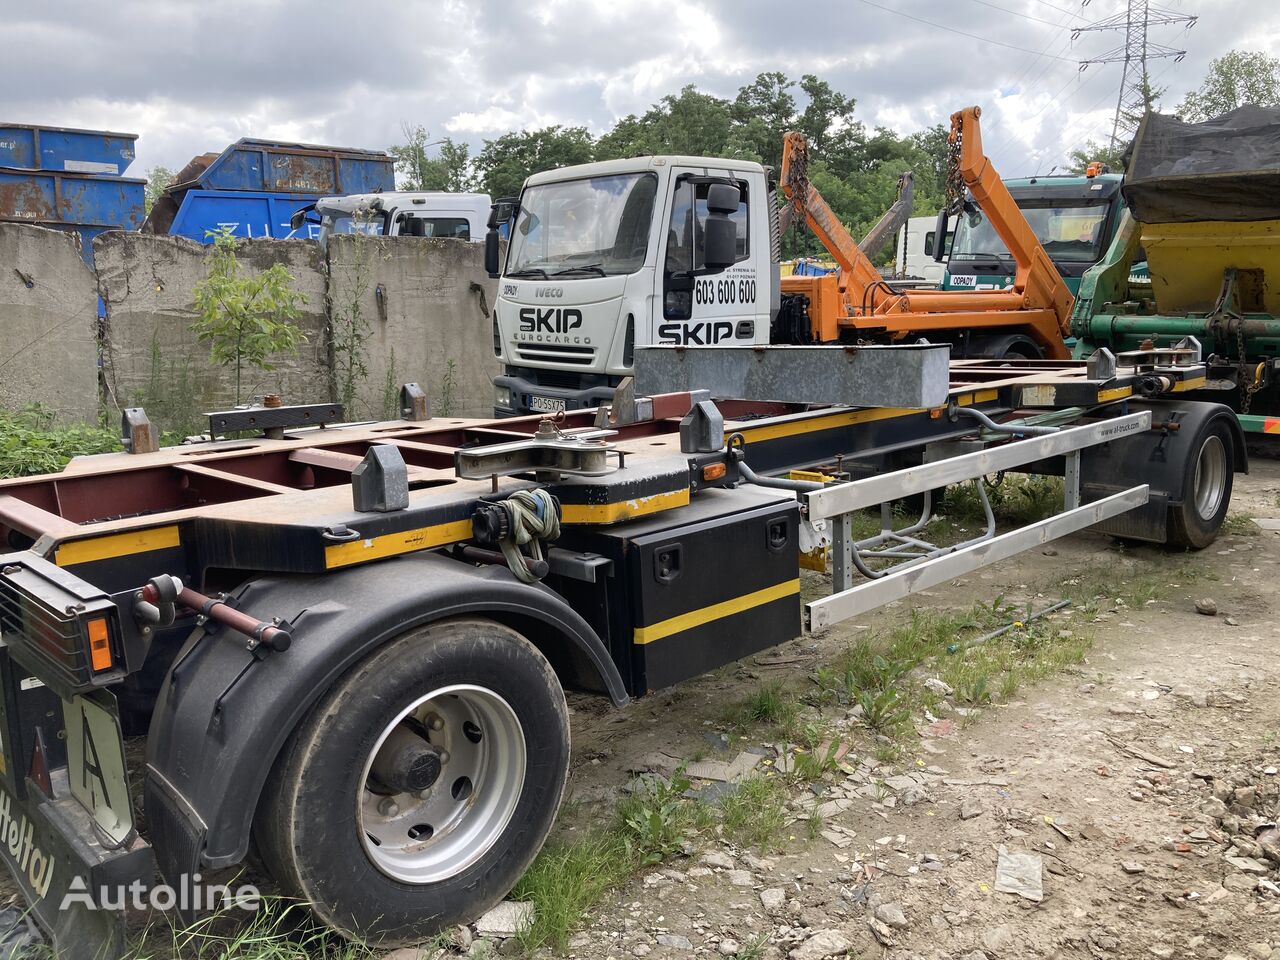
<box><xmin>849</xmin><ymin>0</ymin><xmax>1080</xmax><ymax>61</ymax></box>
<box><xmin>965</xmin><ymin>0</ymin><xmax>1073</xmax><ymax>28</ymax></box>
<box><xmin>1028</xmin><ymin>0</ymin><xmax>1086</xmax><ymax>16</ymax></box>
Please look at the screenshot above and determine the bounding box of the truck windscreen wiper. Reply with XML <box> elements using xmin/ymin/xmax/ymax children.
<box><xmin>507</xmin><ymin>268</ymin><xmax>549</xmax><ymax>279</ymax></box>
<box><xmin>550</xmin><ymin>264</ymin><xmax>606</xmax><ymax>277</ymax></box>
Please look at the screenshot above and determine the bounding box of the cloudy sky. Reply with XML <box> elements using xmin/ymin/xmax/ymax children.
<box><xmin>4</xmin><ymin>0</ymin><xmax>1277</xmax><ymax>181</ymax></box>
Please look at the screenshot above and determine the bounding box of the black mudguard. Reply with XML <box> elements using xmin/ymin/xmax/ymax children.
<box><xmin>1082</xmin><ymin>398</ymin><xmax>1246</xmax><ymax>542</ymax></box>
<box><xmin>144</xmin><ymin>552</ymin><xmax>626</xmax><ymax>887</ymax></box>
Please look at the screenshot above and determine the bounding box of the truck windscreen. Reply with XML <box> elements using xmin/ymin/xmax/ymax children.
<box><xmin>950</xmin><ymin>199</ymin><xmax>1110</xmax><ymax>264</ymax></box>
<box><xmin>507</xmin><ymin>173</ymin><xmax>658</xmax><ymax>278</ymax></box>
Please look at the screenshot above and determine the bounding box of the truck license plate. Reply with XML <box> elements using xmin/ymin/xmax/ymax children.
<box><xmin>63</xmin><ymin>693</ymin><xmax>133</xmax><ymax>846</ymax></box>
<box><xmin>529</xmin><ymin>396</ymin><xmax>566</xmax><ymax>414</ymax></box>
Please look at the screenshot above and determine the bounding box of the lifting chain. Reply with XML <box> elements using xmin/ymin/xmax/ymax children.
<box><xmin>945</xmin><ymin>116</ymin><xmax>967</xmax><ymax>213</ymax></box>
<box><xmin>1235</xmin><ymin>320</ymin><xmax>1263</xmax><ymax>415</ymax></box>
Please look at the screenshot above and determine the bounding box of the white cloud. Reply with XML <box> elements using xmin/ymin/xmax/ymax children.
<box><xmin>0</xmin><ymin>0</ymin><xmax>1276</xmax><ymax>176</ymax></box>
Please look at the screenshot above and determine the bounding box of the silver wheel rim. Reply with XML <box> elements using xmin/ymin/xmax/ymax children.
<box><xmin>1193</xmin><ymin>434</ymin><xmax>1227</xmax><ymax>521</ymax></box>
<box><xmin>358</xmin><ymin>684</ymin><xmax>526</xmax><ymax>884</ymax></box>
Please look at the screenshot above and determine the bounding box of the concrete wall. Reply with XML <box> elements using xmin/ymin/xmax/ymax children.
<box><xmin>327</xmin><ymin>236</ymin><xmax>499</xmax><ymax>419</ymax></box>
<box><xmin>0</xmin><ymin>224</ymin><xmax>99</xmax><ymax>421</ymax></box>
<box><xmin>0</xmin><ymin>225</ymin><xmax>500</xmax><ymax>430</ymax></box>
<box><xmin>96</xmin><ymin>233</ymin><xmax>329</xmax><ymax>434</ymax></box>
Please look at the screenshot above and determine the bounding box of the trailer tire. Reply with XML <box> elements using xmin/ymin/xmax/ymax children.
<box><xmin>1167</xmin><ymin>416</ymin><xmax>1234</xmax><ymax>550</ymax></box>
<box><xmin>253</xmin><ymin>617</ymin><xmax>569</xmax><ymax>944</ymax></box>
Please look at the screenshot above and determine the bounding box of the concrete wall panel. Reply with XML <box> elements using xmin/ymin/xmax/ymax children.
<box><xmin>0</xmin><ymin>224</ymin><xmax>99</xmax><ymax>421</ymax></box>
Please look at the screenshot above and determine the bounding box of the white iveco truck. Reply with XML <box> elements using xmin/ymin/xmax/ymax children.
<box><xmin>486</xmin><ymin>156</ymin><xmax>777</xmax><ymax>416</ymax></box>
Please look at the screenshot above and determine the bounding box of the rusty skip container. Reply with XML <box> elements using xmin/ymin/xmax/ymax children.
<box><xmin>0</xmin><ymin>123</ymin><xmax>144</xmax><ymax>264</ymax></box>
<box><xmin>0</xmin><ymin>123</ymin><xmax>138</xmax><ymax>176</ymax></box>
<box><xmin>166</xmin><ymin>138</ymin><xmax>393</xmax><ymax>196</ymax></box>
<box><xmin>142</xmin><ymin>138</ymin><xmax>394</xmax><ymax>240</ymax></box>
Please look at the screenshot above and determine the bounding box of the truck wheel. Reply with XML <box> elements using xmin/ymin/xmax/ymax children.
<box><xmin>254</xmin><ymin>618</ymin><xmax>569</xmax><ymax>943</ymax></box>
<box><xmin>1167</xmin><ymin>417</ymin><xmax>1234</xmax><ymax>550</ymax></box>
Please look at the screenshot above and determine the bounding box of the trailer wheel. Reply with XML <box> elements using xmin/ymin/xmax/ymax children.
<box><xmin>254</xmin><ymin>618</ymin><xmax>569</xmax><ymax>943</ymax></box>
<box><xmin>1167</xmin><ymin>416</ymin><xmax>1234</xmax><ymax>550</ymax></box>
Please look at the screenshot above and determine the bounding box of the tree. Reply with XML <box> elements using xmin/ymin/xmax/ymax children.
<box><xmin>472</xmin><ymin>126</ymin><xmax>595</xmax><ymax>198</ymax></box>
<box><xmin>1066</xmin><ymin>139</ymin><xmax>1128</xmax><ymax>175</ymax></box>
<box><xmin>388</xmin><ymin>123</ymin><xmax>473</xmax><ymax>191</ymax></box>
<box><xmin>795</xmin><ymin>74</ymin><xmax>859</xmax><ymax>157</ymax></box>
<box><xmin>193</xmin><ymin>228</ymin><xmax>307</xmax><ymax>405</ymax></box>
<box><xmin>1179</xmin><ymin>49</ymin><xmax>1280</xmax><ymax>121</ymax></box>
<box><xmin>143</xmin><ymin>166</ymin><xmax>173</xmax><ymax>214</ymax></box>
<box><xmin>597</xmin><ymin>85</ymin><xmax>735</xmax><ymax>160</ymax></box>
<box><xmin>732</xmin><ymin>71</ymin><xmax>797</xmax><ymax>169</ymax></box>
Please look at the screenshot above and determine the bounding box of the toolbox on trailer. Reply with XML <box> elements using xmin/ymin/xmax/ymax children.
<box><xmin>555</xmin><ymin>486</ymin><xmax>800</xmax><ymax>694</ymax></box>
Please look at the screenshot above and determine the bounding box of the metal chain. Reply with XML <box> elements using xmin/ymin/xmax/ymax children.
<box><xmin>945</xmin><ymin>118</ymin><xmax>966</xmax><ymax>211</ymax></box>
<box><xmin>1235</xmin><ymin>321</ymin><xmax>1261</xmax><ymax>414</ymax></box>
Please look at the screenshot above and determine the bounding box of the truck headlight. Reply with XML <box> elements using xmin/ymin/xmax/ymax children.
<box><xmin>494</xmin><ymin>385</ymin><xmax>512</xmax><ymax>409</ymax></box>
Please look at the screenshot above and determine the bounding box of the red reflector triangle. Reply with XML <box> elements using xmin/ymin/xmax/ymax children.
<box><xmin>28</xmin><ymin>728</ymin><xmax>52</xmax><ymax>799</ymax></box>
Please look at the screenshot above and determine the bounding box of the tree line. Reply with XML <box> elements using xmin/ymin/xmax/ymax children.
<box><xmin>392</xmin><ymin>71</ymin><xmax>952</xmax><ymax>257</ymax></box>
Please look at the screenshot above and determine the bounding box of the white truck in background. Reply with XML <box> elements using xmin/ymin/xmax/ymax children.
<box><xmin>894</xmin><ymin>214</ymin><xmax>951</xmax><ymax>285</ymax></box>
<box><xmin>292</xmin><ymin>191</ymin><xmax>492</xmax><ymax>250</ymax></box>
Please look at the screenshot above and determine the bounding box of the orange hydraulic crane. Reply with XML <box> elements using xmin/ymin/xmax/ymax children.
<box><xmin>779</xmin><ymin>106</ymin><xmax>1075</xmax><ymax>359</ymax></box>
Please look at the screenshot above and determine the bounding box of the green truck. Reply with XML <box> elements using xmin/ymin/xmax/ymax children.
<box><xmin>940</xmin><ymin>171</ymin><xmax>1128</xmax><ymax>296</ymax></box>
<box><xmin>1070</xmin><ymin>106</ymin><xmax>1280</xmax><ymax>436</ymax></box>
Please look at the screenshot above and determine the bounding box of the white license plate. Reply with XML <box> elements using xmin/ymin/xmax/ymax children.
<box><xmin>529</xmin><ymin>396</ymin><xmax>566</xmax><ymax>414</ymax></box>
<box><xmin>64</xmin><ymin>692</ymin><xmax>133</xmax><ymax>846</ymax></box>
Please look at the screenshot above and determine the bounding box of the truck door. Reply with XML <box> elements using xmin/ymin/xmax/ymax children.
<box><xmin>655</xmin><ymin>173</ymin><xmax>768</xmax><ymax>346</ymax></box>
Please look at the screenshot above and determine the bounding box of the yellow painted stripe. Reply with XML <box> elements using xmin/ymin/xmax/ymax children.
<box><xmin>1096</xmin><ymin>386</ymin><xmax>1134</xmax><ymax>403</ymax></box>
<box><xmin>560</xmin><ymin>488</ymin><xmax>690</xmax><ymax>524</ymax></box>
<box><xmin>633</xmin><ymin>578</ymin><xmax>801</xmax><ymax>645</ymax></box>
<box><xmin>731</xmin><ymin>407</ymin><xmax>915</xmax><ymax>444</ymax></box>
<box><xmin>728</xmin><ymin>390</ymin><xmax>999</xmax><ymax>445</ymax></box>
<box><xmin>1171</xmin><ymin>376</ymin><xmax>1207</xmax><ymax>393</ymax></box>
<box><xmin>55</xmin><ymin>526</ymin><xmax>181</xmax><ymax>567</ymax></box>
<box><xmin>324</xmin><ymin>519</ymin><xmax>473</xmax><ymax>569</ymax></box>
<box><xmin>957</xmin><ymin>389</ymin><xmax>1000</xmax><ymax>406</ymax></box>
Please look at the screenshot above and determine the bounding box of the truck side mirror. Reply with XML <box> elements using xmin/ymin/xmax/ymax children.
<box><xmin>290</xmin><ymin>202</ymin><xmax>317</xmax><ymax>232</ymax></box>
<box><xmin>702</xmin><ymin>182</ymin><xmax>740</xmax><ymax>271</ymax></box>
<box><xmin>932</xmin><ymin>206</ymin><xmax>950</xmax><ymax>263</ymax></box>
<box><xmin>485</xmin><ymin>230</ymin><xmax>501</xmax><ymax>278</ymax></box>
<box><xmin>486</xmin><ymin>199</ymin><xmax>516</xmax><ymax>278</ymax></box>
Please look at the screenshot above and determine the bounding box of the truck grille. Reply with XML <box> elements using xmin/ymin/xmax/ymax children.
<box><xmin>515</xmin><ymin>343</ymin><xmax>596</xmax><ymax>366</ymax></box>
<box><xmin>0</xmin><ymin>555</ymin><xmax>121</xmax><ymax>694</ymax></box>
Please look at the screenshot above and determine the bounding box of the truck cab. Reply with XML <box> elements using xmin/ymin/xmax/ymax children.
<box><xmin>300</xmin><ymin>191</ymin><xmax>492</xmax><ymax>250</ymax></box>
<box><xmin>490</xmin><ymin>156</ymin><xmax>775</xmax><ymax>416</ymax></box>
<box><xmin>942</xmin><ymin>172</ymin><xmax>1125</xmax><ymax>295</ymax></box>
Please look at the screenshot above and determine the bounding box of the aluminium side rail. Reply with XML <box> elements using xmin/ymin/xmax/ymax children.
<box><xmin>802</xmin><ymin>411</ymin><xmax>1153</xmax><ymax>630</ymax></box>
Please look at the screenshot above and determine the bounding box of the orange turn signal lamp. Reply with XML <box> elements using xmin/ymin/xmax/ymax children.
<box><xmin>87</xmin><ymin>616</ymin><xmax>114</xmax><ymax>673</ymax></box>
<box><xmin>702</xmin><ymin>462</ymin><xmax>727</xmax><ymax>482</ymax></box>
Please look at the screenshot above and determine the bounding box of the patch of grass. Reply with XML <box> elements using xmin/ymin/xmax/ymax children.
<box><xmin>942</xmin><ymin>474</ymin><xmax>1064</xmax><ymax>527</ymax></box>
<box><xmin>133</xmin><ymin>897</ymin><xmax>377</xmax><ymax>959</ymax></box>
<box><xmin>512</xmin><ymin>831</ymin><xmax>635</xmax><ymax>953</ymax></box>
<box><xmin>737</xmin><ymin>934</ymin><xmax>771</xmax><ymax>960</ymax></box>
<box><xmin>719</xmin><ymin>775</ymin><xmax>788</xmax><ymax>849</ymax></box>
<box><xmin>1223</xmin><ymin>511</ymin><xmax>1259</xmax><ymax>536</ymax></box>
<box><xmin>722</xmin><ymin>682</ymin><xmax>799</xmax><ymax>734</ymax></box>
<box><xmin>0</xmin><ymin>406</ymin><xmax>121</xmax><ymax>479</ymax></box>
<box><xmin>618</xmin><ymin>768</ymin><xmax>697</xmax><ymax>864</ymax></box>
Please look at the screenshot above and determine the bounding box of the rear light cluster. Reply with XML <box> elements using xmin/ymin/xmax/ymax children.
<box><xmin>0</xmin><ymin>556</ymin><xmax>121</xmax><ymax>694</ymax></box>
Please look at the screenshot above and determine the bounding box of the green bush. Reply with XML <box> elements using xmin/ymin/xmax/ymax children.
<box><xmin>0</xmin><ymin>407</ymin><xmax>120</xmax><ymax>479</ymax></box>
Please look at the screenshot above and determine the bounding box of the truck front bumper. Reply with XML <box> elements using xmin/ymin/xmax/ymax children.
<box><xmin>493</xmin><ymin>371</ymin><xmax>620</xmax><ymax>418</ymax></box>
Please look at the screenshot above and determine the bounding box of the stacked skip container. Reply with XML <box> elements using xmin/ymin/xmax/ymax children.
<box><xmin>0</xmin><ymin>124</ymin><xmax>145</xmax><ymax>265</ymax></box>
<box><xmin>142</xmin><ymin>139</ymin><xmax>394</xmax><ymax>242</ymax></box>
